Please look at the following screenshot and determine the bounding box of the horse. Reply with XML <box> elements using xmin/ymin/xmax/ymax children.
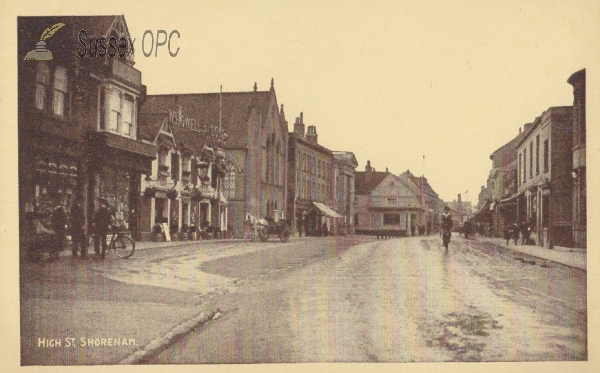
<box><xmin>246</xmin><ymin>213</ymin><xmax>269</xmax><ymax>242</ymax></box>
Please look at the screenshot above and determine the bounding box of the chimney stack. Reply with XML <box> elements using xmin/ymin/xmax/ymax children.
<box><xmin>306</xmin><ymin>125</ymin><xmax>318</xmax><ymax>144</ymax></box>
<box><xmin>365</xmin><ymin>160</ymin><xmax>372</xmax><ymax>172</ymax></box>
<box><xmin>294</xmin><ymin>112</ymin><xmax>305</xmax><ymax>138</ymax></box>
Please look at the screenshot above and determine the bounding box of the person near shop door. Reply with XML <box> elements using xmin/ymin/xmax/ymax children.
<box><xmin>51</xmin><ymin>204</ymin><xmax>67</xmax><ymax>261</ymax></box>
<box><xmin>70</xmin><ymin>199</ymin><xmax>86</xmax><ymax>259</ymax></box>
<box><xmin>94</xmin><ymin>198</ymin><xmax>114</xmax><ymax>259</ymax></box>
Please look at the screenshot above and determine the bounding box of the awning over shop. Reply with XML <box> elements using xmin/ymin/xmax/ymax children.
<box><xmin>312</xmin><ymin>202</ymin><xmax>343</xmax><ymax>218</ymax></box>
<box><xmin>498</xmin><ymin>192</ymin><xmax>520</xmax><ymax>205</ymax></box>
<box><xmin>472</xmin><ymin>200</ymin><xmax>492</xmax><ymax>222</ymax></box>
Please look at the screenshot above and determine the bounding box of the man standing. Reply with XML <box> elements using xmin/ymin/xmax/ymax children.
<box><xmin>70</xmin><ymin>199</ymin><xmax>86</xmax><ymax>258</ymax></box>
<box><xmin>51</xmin><ymin>204</ymin><xmax>67</xmax><ymax>261</ymax></box>
<box><xmin>94</xmin><ymin>198</ymin><xmax>113</xmax><ymax>259</ymax></box>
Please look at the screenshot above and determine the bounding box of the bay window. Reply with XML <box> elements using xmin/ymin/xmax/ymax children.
<box><xmin>103</xmin><ymin>86</ymin><xmax>136</xmax><ymax>138</ymax></box>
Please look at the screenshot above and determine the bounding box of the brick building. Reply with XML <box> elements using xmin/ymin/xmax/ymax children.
<box><xmin>18</xmin><ymin>16</ymin><xmax>155</xmax><ymax>243</ymax></box>
<box><xmin>287</xmin><ymin>113</ymin><xmax>338</xmax><ymax>236</ymax></box>
<box><xmin>138</xmin><ymin>81</ymin><xmax>288</xmax><ymax>238</ymax></box>
<box><xmin>137</xmin><ymin>101</ymin><xmax>234</xmax><ymax>241</ymax></box>
<box><xmin>515</xmin><ymin>106</ymin><xmax>573</xmax><ymax>247</ymax></box>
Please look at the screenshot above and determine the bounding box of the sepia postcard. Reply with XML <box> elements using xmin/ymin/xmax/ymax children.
<box><xmin>1</xmin><ymin>1</ymin><xmax>599</xmax><ymax>373</ymax></box>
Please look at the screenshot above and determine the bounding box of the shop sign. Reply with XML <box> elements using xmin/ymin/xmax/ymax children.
<box><xmin>155</xmin><ymin>192</ymin><xmax>167</xmax><ymax>199</ymax></box>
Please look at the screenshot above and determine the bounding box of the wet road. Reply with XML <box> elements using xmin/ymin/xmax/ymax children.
<box><xmin>109</xmin><ymin>235</ymin><xmax>586</xmax><ymax>363</ymax></box>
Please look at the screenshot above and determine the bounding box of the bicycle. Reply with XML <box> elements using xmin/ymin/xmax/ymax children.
<box><xmin>89</xmin><ymin>225</ymin><xmax>135</xmax><ymax>259</ymax></box>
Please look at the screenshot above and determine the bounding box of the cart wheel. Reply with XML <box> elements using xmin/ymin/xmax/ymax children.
<box><xmin>279</xmin><ymin>228</ymin><xmax>290</xmax><ymax>243</ymax></box>
<box><xmin>258</xmin><ymin>228</ymin><xmax>270</xmax><ymax>242</ymax></box>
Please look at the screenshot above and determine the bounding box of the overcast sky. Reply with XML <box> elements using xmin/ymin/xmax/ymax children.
<box><xmin>11</xmin><ymin>0</ymin><xmax>599</xmax><ymax>202</ymax></box>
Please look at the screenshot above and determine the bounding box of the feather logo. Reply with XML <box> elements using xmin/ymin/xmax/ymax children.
<box><xmin>24</xmin><ymin>22</ymin><xmax>65</xmax><ymax>61</ymax></box>
<box><xmin>40</xmin><ymin>23</ymin><xmax>65</xmax><ymax>41</ymax></box>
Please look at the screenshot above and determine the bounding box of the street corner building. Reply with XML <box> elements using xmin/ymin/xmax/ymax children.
<box><xmin>354</xmin><ymin>161</ymin><xmax>444</xmax><ymax>238</ymax></box>
<box><xmin>286</xmin><ymin>113</ymin><xmax>358</xmax><ymax>237</ymax></box>
<box><xmin>18</xmin><ymin>16</ymin><xmax>155</xmax><ymax>246</ymax></box>
<box><xmin>139</xmin><ymin>81</ymin><xmax>289</xmax><ymax>240</ymax></box>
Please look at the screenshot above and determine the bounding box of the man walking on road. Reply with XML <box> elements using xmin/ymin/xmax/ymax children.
<box><xmin>441</xmin><ymin>206</ymin><xmax>453</xmax><ymax>250</ymax></box>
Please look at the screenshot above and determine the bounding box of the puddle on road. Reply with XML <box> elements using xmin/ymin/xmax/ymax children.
<box><xmin>420</xmin><ymin>307</ymin><xmax>502</xmax><ymax>361</ymax></box>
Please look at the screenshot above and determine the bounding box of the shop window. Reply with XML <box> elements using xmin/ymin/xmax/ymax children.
<box><xmin>53</xmin><ymin>66</ymin><xmax>68</xmax><ymax>117</ymax></box>
<box><xmin>383</xmin><ymin>214</ymin><xmax>400</xmax><ymax>225</ymax></box>
<box><xmin>155</xmin><ymin>198</ymin><xmax>168</xmax><ymax>224</ymax></box>
<box><xmin>35</xmin><ymin>63</ymin><xmax>50</xmax><ymax>110</ymax></box>
<box><xmin>98</xmin><ymin>167</ymin><xmax>131</xmax><ymax>229</ymax></box>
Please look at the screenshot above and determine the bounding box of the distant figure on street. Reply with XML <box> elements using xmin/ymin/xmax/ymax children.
<box><xmin>94</xmin><ymin>198</ymin><xmax>113</xmax><ymax>259</ymax></box>
<box><xmin>505</xmin><ymin>222</ymin><xmax>519</xmax><ymax>245</ymax></box>
<box><xmin>441</xmin><ymin>206</ymin><xmax>453</xmax><ymax>250</ymax></box>
<box><xmin>520</xmin><ymin>220</ymin><xmax>531</xmax><ymax>245</ymax></box>
<box><xmin>322</xmin><ymin>222</ymin><xmax>328</xmax><ymax>237</ymax></box>
<box><xmin>51</xmin><ymin>204</ymin><xmax>67</xmax><ymax>261</ymax></box>
<box><xmin>70</xmin><ymin>199</ymin><xmax>86</xmax><ymax>258</ymax></box>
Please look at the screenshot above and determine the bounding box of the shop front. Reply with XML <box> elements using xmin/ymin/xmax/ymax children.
<box><xmin>88</xmin><ymin>132</ymin><xmax>155</xmax><ymax>241</ymax></box>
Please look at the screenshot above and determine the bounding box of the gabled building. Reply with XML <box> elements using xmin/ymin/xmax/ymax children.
<box><xmin>138</xmin><ymin>103</ymin><xmax>234</xmax><ymax>241</ymax></box>
<box><xmin>355</xmin><ymin>162</ymin><xmax>424</xmax><ymax>236</ymax></box>
<box><xmin>18</xmin><ymin>16</ymin><xmax>156</xmax><ymax>242</ymax></box>
<box><xmin>138</xmin><ymin>81</ymin><xmax>288</xmax><ymax>237</ymax></box>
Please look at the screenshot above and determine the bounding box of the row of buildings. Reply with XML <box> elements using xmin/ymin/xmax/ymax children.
<box><xmin>475</xmin><ymin>69</ymin><xmax>586</xmax><ymax>248</ymax></box>
<box><xmin>18</xmin><ymin>15</ymin><xmax>446</xmax><ymax>243</ymax></box>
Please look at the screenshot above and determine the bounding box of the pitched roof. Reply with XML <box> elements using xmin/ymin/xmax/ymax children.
<box><xmin>355</xmin><ymin>171</ymin><xmax>390</xmax><ymax>195</ymax></box>
<box><xmin>289</xmin><ymin>132</ymin><xmax>332</xmax><ymax>155</ymax></box>
<box><xmin>333</xmin><ymin>151</ymin><xmax>358</xmax><ymax>168</ymax></box>
<box><xmin>141</xmin><ymin>91</ymin><xmax>274</xmax><ymax>149</ymax></box>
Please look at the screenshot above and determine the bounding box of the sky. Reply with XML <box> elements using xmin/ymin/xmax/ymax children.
<box><xmin>7</xmin><ymin>0</ymin><xmax>600</xmax><ymax>202</ymax></box>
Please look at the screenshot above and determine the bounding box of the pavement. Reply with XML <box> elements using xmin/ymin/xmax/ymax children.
<box><xmin>473</xmin><ymin>236</ymin><xmax>586</xmax><ymax>271</ymax></box>
<box><xmin>20</xmin><ymin>234</ymin><xmax>586</xmax><ymax>365</ymax></box>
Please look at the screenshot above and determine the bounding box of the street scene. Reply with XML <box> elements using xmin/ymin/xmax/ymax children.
<box><xmin>10</xmin><ymin>1</ymin><xmax>594</xmax><ymax>368</ymax></box>
<box><xmin>21</xmin><ymin>234</ymin><xmax>586</xmax><ymax>365</ymax></box>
